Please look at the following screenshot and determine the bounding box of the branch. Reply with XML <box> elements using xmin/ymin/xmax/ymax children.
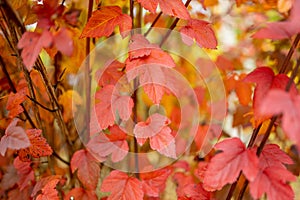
<box><xmin>159</xmin><ymin>0</ymin><xmax>192</xmax><ymax>47</ymax></box>
<box><xmin>144</xmin><ymin>12</ymin><xmax>162</xmax><ymax>37</ymax></box>
<box><xmin>0</xmin><ymin>56</ymin><xmax>36</xmax><ymax>128</ymax></box>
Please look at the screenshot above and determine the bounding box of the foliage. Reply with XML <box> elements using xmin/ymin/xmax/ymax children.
<box><xmin>0</xmin><ymin>0</ymin><xmax>300</xmax><ymax>199</ymax></box>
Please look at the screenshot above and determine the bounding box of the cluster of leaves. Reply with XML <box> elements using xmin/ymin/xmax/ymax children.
<box><xmin>0</xmin><ymin>0</ymin><xmax>300</xmax><ymax>199</ymax></box>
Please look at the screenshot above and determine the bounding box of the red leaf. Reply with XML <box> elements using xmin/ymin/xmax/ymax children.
<box><xmin>134</xmin><ymin>113</ymin><xmax>176</xmax><ymax>158</ymax></box>
<box><xmin>253</xmin><ymin>0</ymin><xmax>300</xmax><ymax>39</ymax></box>
<box><xmin>126</xmin><ymin>35</ymin><xmax>175</xmax><ymax>103</ymax></box>
<box><xmin>203</xmin><ymin>138</ymin><xmax>259</xmax><ymax>191</ymax></box>
<box><xmin>53</xmin><ymin>28</ymin><xmax>73</xmax><ymax>56</ymax></box>
<box><xmin>71</xmin><ymin>149</ymin><xmax>100</xmax><ymax>189</ymax></box>
<box><xmin>13</xmin><ymin>156</ymin><xmax>34</xmax><ymax>190</ymax></box>
<box><xmin>80</xmin><ymin>6</ymin><xmax>132</xmax><ymax>38</ymax></box>
<box><xmin>249</xmin><ymin>166</ymin><xmax>296</xmax><ymax>200</ymax></box>
<box><xmin>95</xmin><ymin>85</ymin><xmax>134</xmax><ymax>129</ymax></box>
<box><xmin>258</xmin><ymin>89</ymin><xmax>300</xmax><ymax>148</ymax></box>
<box><xmin>140</xmin><ymin>168</ymin><xmax>172</xmax><ymax>197</ymax></box>
<box><xmin>180</xmin><ymin>19</ymin><xmax>217</xmax><ymax>49</ymax></box>
<box><xmin>126</xmin><ymin>34</ymin><xmax>175</xmax><ymax>71</ymax></box>
<box><xmin>87</xmin><ymin>125</ymin><xmax>129</xmax><ymax>162</ymax></box>
<box><xmin>249</xmin><ymin>145</ymin><xmax>296</xmax><ymax>200</ymax></box>
<box><xmin>98</xmin><ymin>60</ymin><xmax>125</xmax><ymax>87</ymax></box>
<box><xmin>179</xmin><ymin>183</ymin><xmax>212</xmax><ymax>200</ymax></box>
<box><xmin>32</xmin><ymin>176</ymin><xmax>61</xmax><ymax>200</ymax></box>
<box><xmin>64</xmin><ymin>188</ymin><xmax>98</xmax><ymax>200</ymax></box>
<box><xmin>18</xmin><ymin>129</ymin><xmax>53</xmax><ymax>162</ymax></box>
<box><xmin>243</xmin><ymin>67</ymin><xmax>297</xmax><ymax>124</ymax></box>
<box><xmin>0</xmin><ymin>119</ymin><xmax>30</xmax><ymax>156</ymax></box>
<box><xmin>259</xmin><ymin>144</ymin><xmax>294</xmax><ymax>169</ymax></box>
<box><xmin>128</xmin><ymin>34</ymin><xmax>158</xmax><ymax>60</ymax></box>
<box><xmin>137</xmin><ymin>0</ymin><xmax>190</xmax><ymax>19</ymax></box>
<box><xmin>18</xmin><ymin>31</ymin><xmax>53</xmax><ymax>71</ymax></box>
<box><xmin>101</xmin><ymin>170</ymin><xmax>144</xmax><ymax>200</ymax></box>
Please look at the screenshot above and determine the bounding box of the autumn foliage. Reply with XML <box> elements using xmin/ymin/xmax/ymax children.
<box><xmin>0</xmin><ymin>0</ymin><xmax>300</xmax><ymax>200</ymax></box>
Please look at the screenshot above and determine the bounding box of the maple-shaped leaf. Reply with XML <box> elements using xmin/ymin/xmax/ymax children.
<box><xmin>203</xmin><ymin>137</ymin><xmax>259</xmax><ymax>191</ymax></box>
<box><xmin>253</xmin><ymin>0</ymin><xmax>300</xmax><ymax>39</ymax></box>
<box><xmin>64</xmin><ymin>188</ymin><xmax>98</xmax><ymax>200</ymax></box>
<box><xmin>249</xmin><ymin>166</ymin><xmax>296</xmax><ymax>200</ymax></box>
<box><xmin>71</xmin><ymin>149</ymin><xmax>100</xmax><ymax>189</ymax></box>
<box><xmin>18</xmin><ymin>129</ymin><xmax>53</xmax><ymax>162</ymax></box>
<box><xmin>126</xmin><ymin>34</ymin><xmax>175</xmax><ymax>103</ymax></box>
<box><xmin>86</xmin><ymin>125</ymin><xmax>129</xmax><ymax>162</ymax></box>
<box><xmin>248</xmin><ymin>144</ymin><xmax>296</xmax><ymax>200</ymax></box>
<box><xmin>32</xmin><ymin>175</ymin><xmax>61</xmax><ymax>200</ymax></box>
<box><xmin>259</xmin><ymin>144</ymin><xmax>294</xmax><ymax>169</ymax></box>
<box><xmin>137</xmin><ymin>0</ymin><xmax>190</xmax><ymax>19</ymax></box>
<box><xmin>243</xmin><ymin>67</ymin><xmax>298</xmax><ymax>125</ymax></box>
<box><xmin>98</xmin><ymin>60</ymin><xmax>125</xmax><ymax>87</ymax></box>
<box><xmin>258</xmin><ymin>89</ymin><xmax>300</xmax><ymax>148</ymax></box>
<box><xmin>180</xmin><ymin>19</ymin><xmax>217</xmax><ymax>49</ymax></box>
<box><xmin>140</xmin><ymin>168</ymin><xmax>172</xmax><ymax>197</ymax></box>
<box><xmin>100</xmin><ymin>170</ymin><xmax>144</xmax><ymax>200</ymax></box>
<box><xmin>6</xmin><ymin>87</ymin><xmax>28</xmax><ymax>118</ymax></box>
<box><xmin>13</xmin><ymin>156</ymin><xmax>34</xmax><ymax>190</ymax></box>
<box><xmin>134</xmin><ymin>113</ymin><xmax>177</xmax><ymax>158</ymax></box>
<box><xmin>18</xmin><ymin>31</ymin><xmax>52</xmax><ymax>71</ymax></box>
<box><xmin>95</xmin><ymin>84</ymin><xmax>134</xmax><ymax>129</ymax></box>
<box><xmin>0</xmin><ymin>118</ymin><xmax>30</xmax><ymax>156</ymax></box>
<box><xmin>80</xmin><ymin>6</ymin><xmax>132</xmax><ymax>39</ymax></box>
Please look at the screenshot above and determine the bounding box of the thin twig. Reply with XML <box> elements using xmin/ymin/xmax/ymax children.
<box><xmin>0</xmin><ymin>56</ymin><xmax>36</xmax><ymax>128</ymax></box>
<box><xmin>235</xmin><ymin>41</ymin><xmax>300</xmax><ymax>200</ymax></box>
<box><xmin>26</xmin><ymin>95</ymin><xmax>59</xmax><ymax>112</ymax></box>
<box><xmin>159</xmin><ymin>0</ymin><xmax>192</xmax><ymax>47</ymax></box>
<box><xmin>144</xmin><ymin>12</ymin><xmax>162</xmax><ymax>37</ymax></box>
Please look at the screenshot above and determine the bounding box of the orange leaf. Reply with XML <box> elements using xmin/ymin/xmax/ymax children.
<box><xmin>18</xmin><ymin>129</ymin><xmax>53</xmax><ymax>162</ymax></box>
<box><xmin>80</xmin><ymin>6</ymin><xmax>132</xmax><ymax>39</ymax></box>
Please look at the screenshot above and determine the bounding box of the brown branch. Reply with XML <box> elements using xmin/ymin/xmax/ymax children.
<box><xmin>0</xmin><ymin>56</ymin><xmax>36</xmax><ymax>128</ymax></box>
<box><xmin>233</xmin><ymin>40</ymin><xmax>300</xmax><ymax>200</ymax></box>
<box><xmin>144</xmin><ymin>12</ymin><xmax>162</xmax><ymax>37</ymax></box>
<box><xmin>159</xmin><ymin>0</ymin><xmax>192</xmax><ymax>47</ymax></box>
